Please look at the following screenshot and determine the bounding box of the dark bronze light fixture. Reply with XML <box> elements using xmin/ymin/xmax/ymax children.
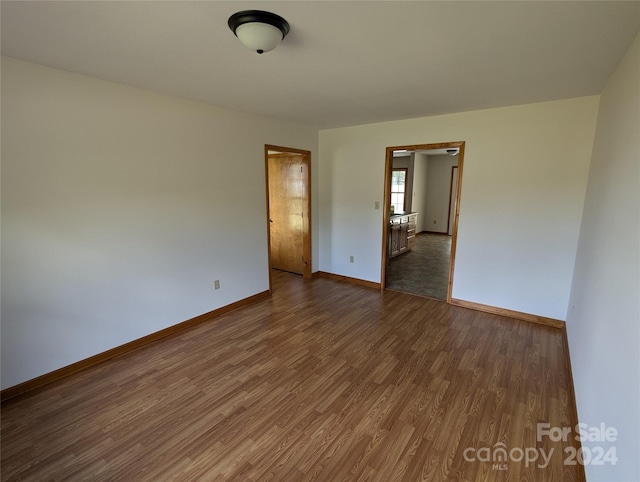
<box><xmin>228</xmin><ymin>10</ymin><xmax>290</xmax><ymax>54</ymax></box>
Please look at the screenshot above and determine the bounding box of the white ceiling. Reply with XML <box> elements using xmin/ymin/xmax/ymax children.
<box><xmin>393</xmin><ymin>148</ymin><xmax>457</xmax><ymax>157</ymax></box>
<box><xmin>2</xmin><ymin>1</ymin><xmax>640</xmax><ymax>129</ymax></box>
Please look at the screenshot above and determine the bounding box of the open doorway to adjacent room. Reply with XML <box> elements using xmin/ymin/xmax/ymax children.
<box><xmin>381</xmin><ymin>142</ymin><xmax>465</xmax><ymax>302</ymax></box>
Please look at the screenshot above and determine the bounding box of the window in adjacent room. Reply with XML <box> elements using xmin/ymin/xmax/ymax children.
<box><xmin>391</xmin><ymin>168</ymin><xmax>408</xmax><ymax>213</ymax></box>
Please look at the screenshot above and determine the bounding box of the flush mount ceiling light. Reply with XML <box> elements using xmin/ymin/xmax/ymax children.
<box><xmin>446</xmin><ymin>148</ymin><xmax>459</xmax><ymax>156</ymax></box>
<box><xmin>228</xmin><ymin>10</ymin><xmax>290</xmax><ymax>54</ymax></box>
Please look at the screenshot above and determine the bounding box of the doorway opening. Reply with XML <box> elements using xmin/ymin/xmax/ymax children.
<box><xmin>265</xmin><ymin>145</ymin><xmax>312</xmax><ymax>293</ymax></box>
<box><xmin>381</xmin><ymin>142</ymin><xmax>465</xmax><ymax>303</ymax></box>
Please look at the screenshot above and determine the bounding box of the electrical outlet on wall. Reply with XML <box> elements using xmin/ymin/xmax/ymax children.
<box><xmin>374</xmin><ymin>201</ymin><xmax>380</xmax><ymax>210</ymax></box>
<box><xmin>214</xmin><ymin>280</ymin><xmax>220</xmax><ymax>290</ymax></box>
<box><xmin>349</xmin><ymin>256</ymin><xmax>354</xmax><ymax>263</ymax></box>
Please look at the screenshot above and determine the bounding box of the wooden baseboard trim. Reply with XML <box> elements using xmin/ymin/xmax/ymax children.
<box><xmin>450</xmin><ymin>298</ymin><xmax>564</xmax><ymax>329</ymax></box>
<box><xmin>561</xmin><ymin>325</ymin><xmax>586</xmax><ymax>481</ymax></box>
<box><xmin>311</xmin><ymin>271</ymin><xmax>321</xmax><ymax>279</ymax></box>
<box><xmin>1</xmin><ymin>290</ymin><xmax>271</xmax><ymax>403</ymax></box>
<box><xmin>318</xmin><ymin>271</ymin><xmax>381</xmax><ymax>290</ymax></box>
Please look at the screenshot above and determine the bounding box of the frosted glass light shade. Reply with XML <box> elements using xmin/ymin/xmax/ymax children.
<box><xmin>228</xmin><ymin>10</ymin><xmax>290</xmax><ymax>54</ymax></box>
<box><xmin>235</xmin><ymin>22</ymin><xmax>283</xmax><ymax>54</ymax></box>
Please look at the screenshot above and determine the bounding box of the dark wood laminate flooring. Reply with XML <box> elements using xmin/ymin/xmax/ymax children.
<box><xmin>1</xmin><ymin>270</ymin><xmax>583</xmax><ymax>481</ymax></box>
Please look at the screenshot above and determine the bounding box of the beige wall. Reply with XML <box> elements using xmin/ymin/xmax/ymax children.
<box><xmin>566</xmin><ymin>33</ymin><xmax>640</xmax><ymax>482</ymax></box>
<box><xmin>423</xmin><ymin>154</ymin><xmax>458</xmax><ymax>233</ymax></box>
<box><xmin>319</xmin><ymin>96</ymin><xmax>599</xmax><ymax>320</ymax></box>
<box><xmin>412</xmin><ymin>153</ymin><xmax>429</xmax><ymax>232</ymax></box>
<box><xmin>0</xmin><ymin>57</ymin><xmax>319</xmax><ymax>389</ymax></box>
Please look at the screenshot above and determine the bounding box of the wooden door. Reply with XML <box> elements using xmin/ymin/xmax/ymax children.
<box><xmin>268</xmin><ymin>154</ymin><xmax>305</xmax><ymax>274</ymax></box>
<box><xmin>399</xmin><ymin>222</ymin><xmax>409</xmax><ymax>253</ymax></box>
<box><xmin>390</xmin><ymin>224</ymin><xmax>401</xmax><ymax>257</ymax></box>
